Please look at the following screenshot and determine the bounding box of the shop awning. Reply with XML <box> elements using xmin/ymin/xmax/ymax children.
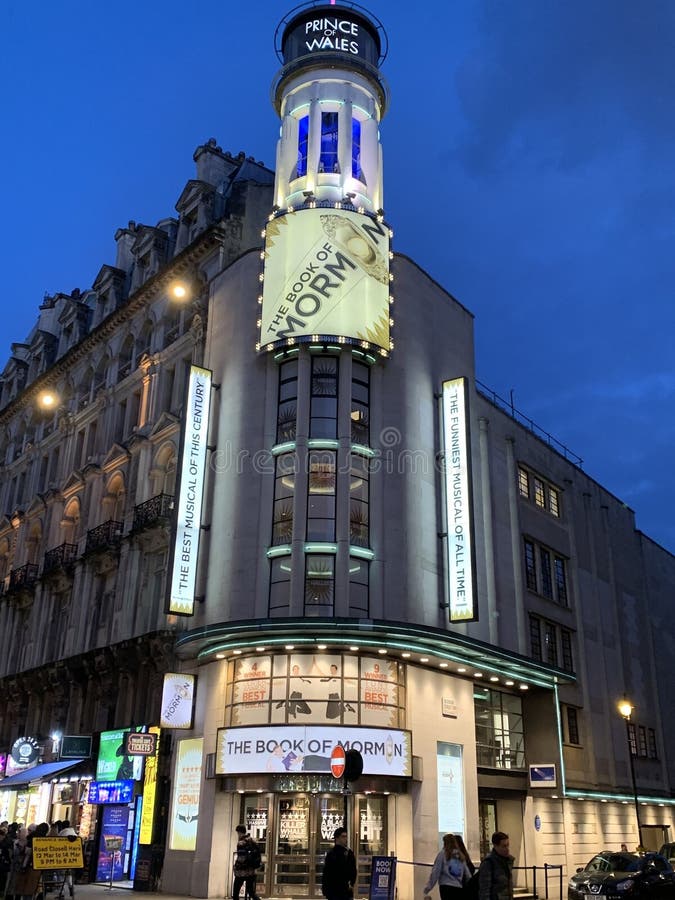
<box><xmin>0</xmin><ymin>759</ymin><xmax>88</xmax><ymax>789</ymax></box>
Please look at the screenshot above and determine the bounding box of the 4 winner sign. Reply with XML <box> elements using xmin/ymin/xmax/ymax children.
<box><xmin>259</xmin><ymin>207</ymin><xmax>391</xmax><ymax>354</ymax></box>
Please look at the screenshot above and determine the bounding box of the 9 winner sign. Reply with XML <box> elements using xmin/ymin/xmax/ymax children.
<box><xmin>259</xmin><ymin>207</ymin><xmax>391</xmax><ymax>354</ymax></box>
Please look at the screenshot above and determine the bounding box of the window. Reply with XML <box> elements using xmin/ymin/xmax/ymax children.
<box><xmin>351</xmin><ymin>118</ymin><xmax>363</xmax><ymax>181</ymax></box>
<box><xmin>351</xmin><ymin>362</ymin><xmax>370</xmax><ymax>445</ymax></box>
<box><xmin>638</xmin><ymin>726</ymin><xmax>648</xmax><ymax>757</ymax></box>
<box><xmin>310</xmin><ymin>356</ymin><xmax>338</xmax><ymax>438</ymax></box>
<box><xmin>648</xmin><ymin>728</ymin><xmax>658</xmax><ymax>760</ymax></box>
<box><xmin>524</xmin><ymin>539</ymin><xmax>537</xmax><ymax>591</ymax></box>
<box><xmin>307</xmin><ymin>450</ymin><xmax>336</xmax><ymax>541</ymax></box>
<box><xmin>566</xmin><ymin>706</ymin><xmax>580</xmax><ymax>745</ymax></box>
<box><xmin>319</xmin><ymin>112</ymin><xmax>339</xmax><ymax>173</ymax></box>
<box><xmin>269</xmin><ymin>556</ymin><xmax>292</xmax><ymax>615</ymax></box>
<box><xmin>349</xmin><ymin>557</ymin><xmax>368</xmax><ymax>615</ymax></box>
<box><xmin>627</xmin><ymin>722</ymin><xmax>637</xmax><ymax>756</ymax></box>
<box><xmin>523</xmin><ymin>537</ymin><xmax>569</xmax><ymax>606</ymax></box>
<box><xmin>272</xmin><ymin>453</ymin><xmax>295</xmax><ymax>545</ymax></box>
<box><xmin>474</xmin><ymin>689</ymin><xmax>525</xmax><ymax>769</ymax></box>
<box><xmin>349</xmin><ymin>453</ymin><xmax>369</xmax><ymax>547</ymax></box>
<box><xmin>529</xmin><ymin>615</ymin><xmax>575</xmax><ymax>673</ymax></box>
<box><xmin>304</xmin><ymin>554</ymin><xmax>334</xmax><ymax>615</ymax></box>
<box><xmin>277</xmin><ymin>360</ymin><xmax>298</xmax><ymax>443</ymax></box>
<box><xmin>517</xmin><ymin>466</ymin><xmax>561</xmax><ymax>518</ymax></box>
<box><xmin>543</xmin><ymin>621</ymin><xmax>557</xmax><ymax>666</ymax></box>
<box><xmin>297</xmin><ymin>115</ymin><xmax>309</xmax><ymax>179</ymax></box>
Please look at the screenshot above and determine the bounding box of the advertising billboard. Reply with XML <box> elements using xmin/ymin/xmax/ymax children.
<box><xmin>280</xmin><ymin>8</ymin><xmax>382</xmax><ymax>68</ymax></box>
<box><xmin>215</xmin><ymin>725</ymin><xmax>411</xmax><ymax>777</ymax></box>
<box><xmin>166</xmin><ymin>365</ymin><xmax>212</xmax><ymax>616</ymax></box>
<box><xmin>160</xmin><ymin>674</ymin><xmax>196</xmax><ymax>729</ymax></box>
<box><xmin>259</xmin><ymin>208</ymin><xmax>390</xmax><ymax>353</ymax></box>
<box><xmin>169</xmin><ymin>738</ymin><xmax>204</xmax><ymax>852</ymax></box>
<box><xmin>442</xmin><ymin>378</ymin><xmax>477</xmax><ymax>622</ymax></box>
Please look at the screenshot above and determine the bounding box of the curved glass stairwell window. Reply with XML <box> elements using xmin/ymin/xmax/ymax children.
<box><xmin>310</xmin><ymin>356</ymin><xmax>338</xmax><ymax>438</ymax></box>
<box><xmin>304</xmin><ymin>554</ymin><xmax>334</xmax><ymax>615</ymax></box>
<box><xmin>351</xmin><ymin>361</ymin><xmax>370</xmax><ymax>445</ymax></box>
<box><xmin>349</xmin><ymin>454</ymin><xmax>369</xmax><ymax>547</ymax></box>
<box><xmin>272</xmin><ymin>452</ymin><xmax>296</xmax><ymax>545</ymax></box>
<box><xmin>307</xmin><ymin>450</ymin><xmax>336</xmax><ymax>542</ymax></box>
<box><xmin>277</xmin><ymin>359</ymin><xmax>298</xmax><ymax>443</ymax></box>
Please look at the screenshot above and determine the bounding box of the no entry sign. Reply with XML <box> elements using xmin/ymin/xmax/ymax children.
<box><xmin>330</xmin><ymin>744</ymin><xmax>346</xmax><ymax>778</ymax></box>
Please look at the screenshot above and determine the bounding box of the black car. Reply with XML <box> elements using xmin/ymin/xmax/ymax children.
<box><xmin>568</xmin><ymin>852</ymin><xmax>675</xmax><ymax>900</ymax></box>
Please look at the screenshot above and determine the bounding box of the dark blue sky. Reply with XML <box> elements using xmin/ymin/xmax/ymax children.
<box><xmin>3</xmin><ymin>1</ymin><xmax>674</xmax><ymax>552</ymax></box>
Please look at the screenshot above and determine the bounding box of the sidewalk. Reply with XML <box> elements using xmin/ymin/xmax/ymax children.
<box><xmin>67</xmin><ymin>885</ymin><xmax>193</xmax><ymax>900</ymax></box>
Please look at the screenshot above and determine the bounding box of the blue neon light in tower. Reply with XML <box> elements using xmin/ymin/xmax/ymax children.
<box><xmin>271</xmin><ymin>2</ymin><xmax>390</xmax><ymax>212</ymax></box>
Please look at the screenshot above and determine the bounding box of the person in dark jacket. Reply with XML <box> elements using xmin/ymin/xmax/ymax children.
<box><xmin>478</xmin><ymin>832</ymin><xmax>514</xmax><ymax>900</ymax></box>
<box><xmin>232</xmin><ymin>825</ymin><xmax>260</xmax><ymax>900</ymax></box>
<box><xmin>321</xmin><ymin>827</ymin><xmax>357</xmax><ymax>900</ymax></box>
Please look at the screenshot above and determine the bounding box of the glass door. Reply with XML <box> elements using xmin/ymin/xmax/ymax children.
<box><xmin>356</xmin><ymin>795</ymin><xmax>386</xmax><ymax>896</ymax></box>
<box><xmin>274</xmin><ymin>795</ymin><xmax>311</xmax><ymax>896</ymax></box>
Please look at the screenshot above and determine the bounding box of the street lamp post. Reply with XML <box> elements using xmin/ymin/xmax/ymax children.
<box><xmin>618</xmin><ymin>698</ymin><xmax>643</xmax><ymax>851</ymax></box>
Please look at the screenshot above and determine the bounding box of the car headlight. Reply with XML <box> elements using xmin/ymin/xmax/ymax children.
<box><xmin>615</xmin><ymin>880</ymin><xmax>634</xmax><ymax>892</ymax></box>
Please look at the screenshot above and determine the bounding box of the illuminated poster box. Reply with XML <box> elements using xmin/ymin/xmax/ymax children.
<box><xmin>442</xmin><ymin>377</ymin><xmax>477</xmax><ymax>622</ymax></box>
<box><xmin>259</xmin><ymin>207</ymin><xmax>391</xmax><ymax>353</ymax></box>
<box><xmin>166</xmin><ymin>365</ymin><xmax>212</xmax><ymax>616</ymax></box>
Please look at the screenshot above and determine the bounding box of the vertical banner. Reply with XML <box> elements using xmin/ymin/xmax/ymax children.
<box><xmin>139</xmin><ymin>727</ymin><xmax>160</xmax><ymax>844</ymax></box>
<box><xmin>166</xmin><ymin>365</ymin><xmax>212</xmax><ymax>616</ymax></box>
<box><xmin>442</xmin><ymin>378</ymin><xmax>477</xmax><ymax>622</ymax></box>
<box><xmin>436</xmin><ymin>741</ymin><xmax>465</xmax><ymax>840</ymax></box>
<box><xmin>169</xmin><ymin>738</ymin><xmax>204</xmax><ymax>851</ymax></box>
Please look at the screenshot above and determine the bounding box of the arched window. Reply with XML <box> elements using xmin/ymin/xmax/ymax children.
<box><xmin>62</xmin><ymin>499</ymin><xmax>81</xmax><ymax>546</ymax></box>
<box><xmin>118</xmin><ymin>334</ymin><xmax>135</xmax><ymax>383</ymax></box>
<box><xmin>135</xmin><ymin>320</ymin><xmax>154</xmax><ymax>362</ymax></box>
<box><xmin>152</xmin><ymin>444</ymin><xmax>177</xmax><ymax>496</ymax></box>
<box><xmin>26</xmin><ymin>521</ymin><xmax>43</xmax><ymax>565</ymax></box>
<box><xmin>103</xmin><ymin>474</ymin><xmax>126</xmax><ymax>523</ymax></box>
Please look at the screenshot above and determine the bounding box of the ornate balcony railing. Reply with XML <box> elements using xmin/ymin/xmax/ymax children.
<box><xmin>84</xmin><ymin>520</ymin><xmax>124</xmax><ymax>555</ymax></box>
<box><xmin>43</xmin><ymin>542</ymin><xmax>79</xmax><ymax>576</ymax></box>
<box><xmin>132</xmin><ymin>493</ymin><xmax>174</xmax><ymax>531</ymax></box>
<box><xmin>8</xmin><ymin>563</ymin><xmax>39</xmax><ymax>592</ymax></box>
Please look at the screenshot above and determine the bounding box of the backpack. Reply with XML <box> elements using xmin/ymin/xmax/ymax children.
<box><xmin>246</xmin><ymin>843</ymin><xmax>262</xmax><ymax>869</ymax></box>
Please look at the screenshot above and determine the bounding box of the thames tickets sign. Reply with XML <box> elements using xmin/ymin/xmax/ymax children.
<box><xmin>260</xmin><ymin>208</ymin><xmax>390</xmax><ymax>353</ymax></box>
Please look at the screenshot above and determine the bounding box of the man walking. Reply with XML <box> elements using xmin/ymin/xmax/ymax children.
<box><xmin>233</xmin><ymin>824</ymin><xmax>260</xmax><ymax>900</ymax></box>
<box><xmin>321</xmin><ymin>827</ymin><xmax>357</xmax><ymax>900</ymax></box>
<box><xmin>478</xmin><ymin>832</ymin><xmax>514</xmax><ymax>900</ymax></box>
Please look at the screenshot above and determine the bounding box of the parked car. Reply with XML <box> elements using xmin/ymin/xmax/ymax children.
<box><xmin>568</xmin><ymin>852</ymin><xmax>675</xmax><ymax>900</ymax></box>
<box><xmin>660</xmin><ymin>845</ymin><xmax>675</xmax><ymax>867</ymax></box>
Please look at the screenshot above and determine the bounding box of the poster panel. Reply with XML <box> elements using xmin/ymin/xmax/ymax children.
<box><xmin>169</xmin><ymin>738</ymin><xmax>204</xmax><ymax>851</ymax></box>
<box><xmin>260</xmin><ymin>208</ymin><xmax>390</xmax><ymax>353</ymax></box>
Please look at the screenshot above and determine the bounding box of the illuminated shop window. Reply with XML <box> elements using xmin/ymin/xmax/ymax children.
<box><xmin>226</xmin><ymin>653</ymin><xmax>406</xmax><ymax>728</ymax></box>
<box><xmin>304</xmin><ymin>554</ymin><xmax>334</xmax><ymax>615</ymax></box>
<box><xmin>277</xmin><ymin>359</ymin><xmax>298</xmax><ymax>443</ymax></box>
<box><xmin>351</xmin><ymin>362</ymin><xmax>369</xmax><ymax>444</ymax></box>
<box><xmin>272</xmin><ymin>453</ymin><xmax>295</xmax><ymax>545</ymax></box>
<box><xmin>269</xmin><ymin>556</ymin><xmax>292</xmax><ymax>615</ymax></box>
<box><xmin>319</xmin><ymin>112</ymin><xmax>339</xmax><ymax>173</ymax></box>
<box><xmin>307</xmin><ymin>450</ymin><xmax>336</xmax><ymax>542</ymax></box>
<box><xmin>349</xmin><ymin>454</ymin><xmax>369</xmax><ymax>547</ymax></box>
<box><xmin>310</xmin><ymin>356</ymin><xmax>338</xmax><ymax>438</ymax></box>
<box><xmin>474</xmin><ymin>688</ymin><xmax>525</xmax><ymax>769</ymax></box>
<box><xmin>351</xmin><ymin>119</ymin><xmax>363</xmax><ymax>181</ymax></box>
<box><xmin>349</xmin><ymin>556</ymin><xmax>369</xmax><ymax>616</ymax></box>
<box><xmin>297</xmin><ymin>115</ymin><xmax>309</xmax><ymax>179</ymax></box>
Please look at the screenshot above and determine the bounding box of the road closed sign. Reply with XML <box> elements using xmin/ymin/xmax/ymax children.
<box><xmin>33</xmin><ymin>837</ymin><xmax>84</xmax><ymax>870</ymax></box>
<box><xmin>330</xmin><ymin>744</ymin><xmax>346</xmax><ymax>778</ymax></box>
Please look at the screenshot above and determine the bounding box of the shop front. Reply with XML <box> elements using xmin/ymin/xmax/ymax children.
<box><xmin>233</xmin><ymin>786</ymin><xmax>390</xmax><ymax>897</ymax></box>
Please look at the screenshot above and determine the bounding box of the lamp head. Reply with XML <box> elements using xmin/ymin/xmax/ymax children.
<box><xmin>618</xmin><ymin>699</ymin><xmax>633</xmax><ymax>719</ymax></box>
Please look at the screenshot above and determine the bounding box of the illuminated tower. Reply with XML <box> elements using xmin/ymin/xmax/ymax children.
<box><xmin>260</xmin><ymin>2</ymin><xmax>393</xmax><ymax>356</ymax></box>
<box><xmin>271</xmin><ymin>3</ymin><xmax>389</xmax><ymax>211</ymax></box>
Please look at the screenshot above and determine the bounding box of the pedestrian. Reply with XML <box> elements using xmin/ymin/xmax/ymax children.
<box><xmin>454</xmin><ymin>836</ymin><xmax>476</xmax><ymax>874</ymax></box>
<box><xmin>232</xmin><ymin>825</ymin><xmax>260</xmax><ymax>900</ymax></box>
<box><xmin>321</xmin><ymin>827</ymin><xmax>357</xmax><ymax>900</ymax></box>
<box><xmin>478</xmin><ymin>832</ymin><xmax>514</xmax><ymax>900</ymax></box>
<box><xmin>424</xmin><ymin>833</ymin><xmax>472</xmax><ymax>900</ymax></box>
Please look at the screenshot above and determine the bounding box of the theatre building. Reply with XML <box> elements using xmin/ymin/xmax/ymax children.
<box><xmin>1</xmin><ymin>3</ymin><xmax>674</xmax><ymax>899</ymax></box>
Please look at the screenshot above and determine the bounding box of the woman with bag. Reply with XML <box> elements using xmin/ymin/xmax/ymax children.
<box><xmin>424</xmin><ymin>834</ymin><xmax>472</xmax><ymax>900</ymax></box>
